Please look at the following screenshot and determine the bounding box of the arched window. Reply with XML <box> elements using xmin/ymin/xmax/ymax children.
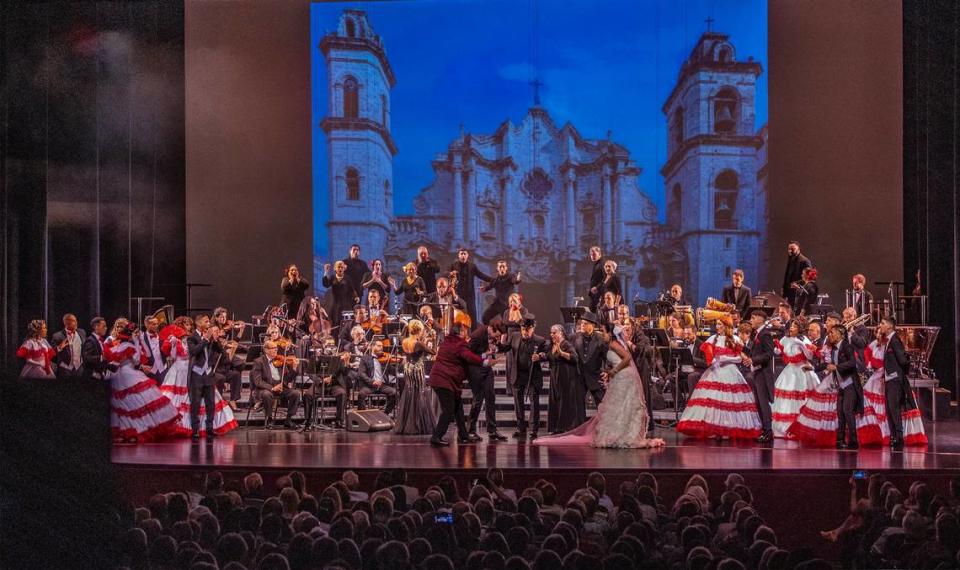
<box><xmin>343</xmin><ymin>77</ymin><xmax>359</xmax><ymax>119</ymax></box>
<box><xmin>714</xmin><ymin>170</ymin><xmax>738</xmax><ymax>230</ymax></box>
<box><xmin>714</xmin><ymin>87</ymin><xmax>738</xmax><ymax>134</ymax></box>
<box><xmin>671</xmin><ymin>108</ymin><xmax>684</xmax><ymax>148</ymax></box>
<box><xmin>718</xmin><ymin>46</ymin><xmax>733</xmax><ymax>63</ymax></box>
<box><xmin>668</xmin><ymin>183</ymin><xmax>682</xmax><ymax>227</ymax></box>
<box><xmin>346</xmin><ymin>168</ymin><xmax>360</xmax><ymax>201</ymax></box>
<box><xmin>345</xmin><ymin>18</ymin><xmax>356</xmax><ymax>38</ymax></box>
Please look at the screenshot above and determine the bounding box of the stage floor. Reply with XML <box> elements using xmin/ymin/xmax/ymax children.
<box><xmin>112</xmin><ymin>419</ymin><xmax>960</xmax><ymax>473</ymax></box>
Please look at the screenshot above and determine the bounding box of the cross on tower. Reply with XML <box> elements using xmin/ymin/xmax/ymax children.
<box><xmin>529</xmin><ymin>76</ymin><xmax>544</xmax><ymax>106</ymax></box>
<box><xmin>705</xmin><ymin>17</ymin><xmax>715</xmax><ymax>31</ymax></box>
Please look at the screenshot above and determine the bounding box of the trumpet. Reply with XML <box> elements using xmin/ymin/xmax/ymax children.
<box><xmin>842</xmin><ymin>312</ymin><xmax>871</xmax><ymax>330</ymax></box>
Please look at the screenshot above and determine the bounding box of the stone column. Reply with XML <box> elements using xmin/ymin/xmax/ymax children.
<box><xmin>500</xmin><ymin>175</ymin><xmax>512</xmax><ymax>244</ymax></box>
<box><xmin>465</xmin><ymin>159</ymin><xmax>477</xmax><ymax>244</ymax></box>
<box><xmin>601</xmin><ymin>164</ymin><xmax>613</xmax><ymax>248</ymax></box>
<box><xmin>615</xmin><ymin>173</ymin><xmax>626</xmax><ymax>244</ymax></box>
<box><xmin>564</xmin><ymin>168</ymin><xmax>577</xmax><ymax>251</ymax></box>
<box><xmin>452</xmin><ymin>158</ymin><xmax>464</xmax><ymax>245</ymax></box>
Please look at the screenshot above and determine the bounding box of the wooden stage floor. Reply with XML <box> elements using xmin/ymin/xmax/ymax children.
<box><xmin>112</xmin><ymin>419</ymin><xmax>960</xmax><ymax>474</ymax></box>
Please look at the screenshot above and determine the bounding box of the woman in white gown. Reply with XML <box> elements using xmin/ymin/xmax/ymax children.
<box><xmin>770</xmin><ymin>320</ymin><xmax>821</xmax><ymax>438</ymax></box>
<box><xmin>534</xmin><ymin>326</ymin><xmax>665</xmax><ymax>449</ymax></box>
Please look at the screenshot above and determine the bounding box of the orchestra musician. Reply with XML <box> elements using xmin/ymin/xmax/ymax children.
<box><xmin>480</xmin><ymin>260</ymin><xmax>522</xmax><ymax>325</ymax></box>
<box><xmin>281</xmin><ymin>264</ymin><xmax>310</xmax><ymax>320</ymax></box>
<box><xmin>390</xmin><ymin>262</ymin><xmax>426</xmax><ymax>316</ymax></box>
<box><xmin>250</xmin><ymin>340</ymin><xmax>301</xmax><ymax>430</ymax></box>
<box><xmin>342</xmin><ymin>244</ymin><xmax>368</xmax><ymax>302</ymax></box>
<box><xmin>417</xmin><ymin>305</ymin><xmax>443</xmax><ymax>344</ymax></box>
<box><xmin>791</xmin><ymin>267</ymin><xmax>819</xmax><ymax>316</ymax></box>
<box><xmin>416</xmin><ymin>246</ymin><xmax>441</xmax><ymax>295</ymax></box>
<box><xmin>339</xmin><ymin>305</ymin><xmax>372</xmax><ymax>345</ymax></box>
<box><xmin>296</xmin><ymin>295</ymin><xmax>331</xmax><ymax>338</ymax></box>
<box><xmin>841</xmin><ymin>306</ymin><xmax>871</xmax><ymax>350</ymax></box>
<box><xmin>587</xmin><ymin>246</ymin><xmax>608</xmax><ymax>311</ymax></box>
<box><xmin>424</xmin><ymin>277</ymin><xmax>467</xmax><ymax>332</ymax></box>
<box><xmin>361</xmin><ymin>259</ymin><xmax>391</xmax><ymax>310</ymax></box>
<box><xmin>673</xmin><ymin>325</ymin><xmax>707</xmax><ymax>396</ymax></box>
<box><xmin>597</xmin><ymin>291</ymin><xmax>620</xmax><ymax>332</ymax></box>
<box><xmin>807</xmin><ymin>321</ymin><xmax>826</xmax><ymax>352</ymax></box>
<box><xmin>186</xmin><ymin>315</ymin><xmax>226</xmax><ymax>440</ymax></box>
<box><xmin>666</xmin><ymin>315</ymin><xmax>685</xmax><ymax>342</ymax></box>
<box><xmin>782</xmin><ymin>241</ymin><xmax>812</xmax><ymax>309</ymax></box>
<box><xmin>51</xmin><ymin>313</ymin><xmax>86</xmax><ymax>381</ymax></box>
<box><xmin>355</xmin><ymin>339</ymin><xmax>398</xmax><ymax>415</ymax></box>
<box><xmin>323</xmin><ymin>260</ymin><xmax>360</xmax><ymax>327</ymax></box>
<box><xmin>211</xmin><ymin>307</ymin><xmax>245</xmax><ymax>412</ymax></box>
<box><xmin>721</xmin><ymin>269</ymin><xmax>753</xmax><ymax>319</ymax></box>
<box><xmin>668</xmin><ymin>284</ymin><xmax>690</xmax><ymax>306</ymax></box>
<box><xmin>448</xmin><ymin>248</ymin><xmax>493</xmax><ymax>323</ymax></box>
<box><xmin>851</xmin><ymin>274</ymin><xmax>873</xmax><ymax>317</ymax></box>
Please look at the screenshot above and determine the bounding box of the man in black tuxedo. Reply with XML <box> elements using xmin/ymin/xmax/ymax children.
<box><xmin>878</xmin><ymin>317</ymin><xmax>913</xmax><ymax>448</ymax></box>
<box><xmin>81</xmin><ymin>317</ymin><xmax>110</xmax><ymax>383</ymax></box>
<box><xmin>587</xmin><ymin>246</ymin><xmax>608</xmax><ymax>312</ymax></box>
<box><xmin>466</xmin><ymin>320</ymin><xmax>507</xmax><ymax>441</ymax></box>
<box><xmin>355</xmin><ymin>340</ymin><xmax>398</xmax><ymax>414</ymax></box>
<box><xmin>449</xmin><ymin>248</ymin><xmax>493</xmax><ymax>323</ymax></box>
<box><xmin>782</xmin><ymin>241</ymin><xmax>812</xmax><ymax>308</ymax></box>
<box><xmin>720</xmin><ymin>269</ymin><xmax>753</xmax><ymax>319</ymax></box>
<box><xmin>416</xmin><ymin>246</ymin><xmax>441</xmax><ymax>295</ymax></box>
<box><xmin>850</xmin><ymin>274</ymin><xmax>874</xmax><ymax>317</ymax></box>
<box><xmin>499</xmin><ymin>315</ymin><xmax>548</xmax><ymax>439</ymax></box>
<box><xmin>51</xmin><ymin>313</ymin><xmax>86</xmax><ymax>381</ymax></box>
<box><xmin>574</xmin><ymin>312</ymin><xmax>608</xmax><ymax>407</ymax></box>
<box><xmin>138</xmin><ymin>315</ymin><xmax>168</xmax><ymax>385</ymax></box>
<box><xmin>186</xmin><ymin>315</ymin><xmax>225</xmax><ymax>441</ymax></box>
<box><xmin>822</xmin><ymin>324</ymin><xmax>863</xmax><ymax>449</ymax></box>
<box><xmin>674</xmin><ymin>326</ymin><xmax>707</xmax><ymax>395</ymax></box>
<box><xmin>250</xmin><ymin>340</ymin><xmax>301</xmax><ymax>430</ymax></box>
<box><xmin>741</xmin><ymin>310</ymin><xmax>777</xmax><ymax>443</ymax></box>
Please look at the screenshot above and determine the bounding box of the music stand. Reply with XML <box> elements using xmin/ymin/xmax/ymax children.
<box><xmin>658</xmin><ymin>345</ymin><xmax>694</xmax><ymax>424</ymax></box>
<box><xmin>305</xmin><ymin>354</ymin><xmax>342</xmax><ymax>431</ymax></box>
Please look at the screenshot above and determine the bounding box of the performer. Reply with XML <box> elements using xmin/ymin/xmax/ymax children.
<box><xmin>185</xmin><ymin>315</ymin><xmax>229</xmax><ymax>440</ymax></box>
<box><xmin>499</xmin><ymin>315</ymin><xmax>548</xmax><ymax>440</ymax></box>
<box><xmin>81</xmin><ymin>317</ymin><xmax>111</xmax><ymax>383</ymax></box>
<box><xmin>416</xmin><ymin>246</ymin><xmax>441</xmax><ymax>295</ymax></box>
<box><xmin>501</xmin><ymin>292</ymin><xmax>527</xmax><ymax>329</ymax></box>
<box><xmin>851</xmin><ymin>274</ymin><xmax>873</xmax><ymax>317</ymax></box>
<box><xmin>428</xmin><ymin>316</ymin><xmax>486</xmax><ymax>446</ymax></box>
<box><xmin>665</xmin><ymin>315</ymin><xmax>685</xmax><ymax>342</ymax></box>
<box><xmin>448</xmin><ymin>248</ymin><xmax>493</xmax><ymax>323</ymax></box>
<box><xmin>423</xmin><ymin>277</ymin><xmax>467</xmax><ymax>331</ymax></box>
<box><xmin>338</xmin><ymin>305</ymin><xmax>371</xmax><ymax>345</ymax></box>
<box><xmin>741</xmin><ymin>310</ymin><xmax>777</xmax><ymax>442</ymax></box>
<box><xmin>211</xmin><ymin>307</ymin><xmax>244</xmax><ymax>411</ymax></box>
<box><xmin>781</xmin><ymin>241</ymin><xmax>812</xmax><ymax>308</ymax></box>
<box><xmin>137</xmin><ymin>315</ymin><xmax>167</xmax><ymax>384</ymax></box>
<box><xmin>51</xmin><ymin>313</ymin><xmax>86</xmax><ymax>381</ymax></box>
<box><xmin>480</xmin><ymin>260</ymin><xmax>522</xmax><ymax>325</ymax></box>
<box><xmin>620</xmin><ymin>317</ymin><xmax>657</xmax><ymax>431</ymax></box>
<box><xmin>807</xmin><ymin>321</ymin><xmax>826</xmax><ymax>351</ymax></box>
<box><xmin>323</xmin><ymin>260</ymin><xmax>360</xmax><ymax>326</ymax></box>
<box><xmin>587</xmin><ymin>246</ymin><xmax>608</xmax><ymax>311</ymax></box>
<box><xmin>466</xmin><ymin>320</ymin><xmax>508</xmax><ymax>441</ymax></box>
<box><xmin>721</xmin><ymin>269</ymin><xmax>753</xmax><ymax>319</ymax></box>
<box><xmin>824</xmin><ymin>324</ymin><xmax>863</xmax><ymax>449</ymax></box>
<box><xmin>546</xmin><ymin>324</ymin><xmax>585</xmax><ymax>433</ymax></box>
<box><xmin>16</xmin><ymin>319</ymin><xmax>59</xmax><ymax>379</ymax></box>
<box><xmin>418</xmin><ymin>304</ymin><xmax>443</xmax><ymax>343</ymax></box>
<box><xmin>597</xmin><ymin>291</ymin><xmax>620</xmax><ymax>332</ymax></box>
<box><xmin>535</xmin><ymin>324</ymin><xmax>665</xmax><ymax>449</ymax></box>
<box><xmin>389</xmin><ymin>262</ymin><xmax>426</xmax><ymax>316</ymax></box>
<box><xmin>667</xmin><ymin>284</ymin><xmax>690</xmax><ymax>306</ymax></box>
<box><xmin>841</xmin><ymin>307</ymin><xmax>871</xmax><ymax>349</ymax></box>
<box><xmin>791</xmin><ymin>267</ymin><xmax>819</xmax><ymax>316</ymax></box>
<box><xmin>160</xmin><ymin>320</ymin><xmax>237</xmax><ymax>438</ymax></box>
<box><xmin>355</xmin><ymin>339</ymin><xmax>398</xmax><ymax>415</ymax></box>
<box><xmin>395</xmin><ymin>320</ymin><xmax>440</xmax><ymax>435</ymax></box>
<box><xmin>769</xmin><ymin>320</ymin><xmax>820</xmax><ymax>438</ymax></box>
<box><xmin>281</xmin><ymin>264</ymin><xmax>310</xmax><ymax>320</ymax></box>
<box><xmin>678</xmin><ymin>317</ymin><xmax>762</xmax><ymax>440</ymax></box>
<box><xmin>863</xmin><ymin>325</ymin><xmax>927</xmax><ymax>447</ymax></box>
<box><xmin>104</xmin><ymin>319</ymin><xmax>181</xmax><ymax>442</ymax></box>
<box><xmin>361</xmin><ymin>259</ymin><xmax>391</xmax><ymax>310</ymax></box>
<box><xmin>597</xmin><ymin>260</ymin><xmax>622</xmax><ymax>307</ymax></box>
<box><xmin>323</xmin><ymin>328</ymin><xmax>366</xmax><ymax>429</ymax></box>
<box><xmin>876</xmin><ymin>317</ymin><xmax>918</xmax><ymax>448</ymax></box>
<box><xmin>573</xmin><ymin>312</ymin><xmax>608</xmax><ymax>406</ymax></box>
<box><xmin>250</xmin><ymin>340</ymin><xmax>302</xmax><ymax>430</ymax></box>
<box><xmin>616</xmin><ymin>304</ymin><xmax>632</xmax><ymax>327</ymax></box>
<box><xmin>342</xmin><ymin>244</ymin><xmax>368</xmax><ymax>301</ymax></box>
<box><xmin>673</xmin><ymin>326</ymin><xmax>707</xmax><ymax>396</ymax></box>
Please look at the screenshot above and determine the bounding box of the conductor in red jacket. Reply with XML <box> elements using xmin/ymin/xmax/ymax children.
<box><xmin>428</xmin><ymin>314</ymin><xmax>490</xmax><ymax>446</ymax></box>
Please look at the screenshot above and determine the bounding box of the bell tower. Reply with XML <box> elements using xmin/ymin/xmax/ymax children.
<box><xmin>662</xmin><ymin>31</ymin><xmax>764</xmax><ymax>304</ymax></box>
<box><xmin>320</xmin><ymin>10</ymin><xmax>397</xmax><ymax>262</ymax></box>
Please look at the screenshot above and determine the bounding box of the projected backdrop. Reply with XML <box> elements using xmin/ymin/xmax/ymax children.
<box><xmin>311</xmin><ymin>0</ymin><xmax>767</xmax><ymax>315</ymax></box>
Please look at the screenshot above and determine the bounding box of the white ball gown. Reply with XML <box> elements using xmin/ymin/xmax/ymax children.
<box><xmin>770</xmin><ymin>336</ymin><xmax>821</xmax><ymax>438</ymax></box>
<box><xmin>159</xmin><ymin>335</ymin><xmax>238</xmax><ymax>437</ymax></box>
<box><xmin>104</xmin><ymin>338</ymin><xmax>182</xmax><ymax>442</ymax></box>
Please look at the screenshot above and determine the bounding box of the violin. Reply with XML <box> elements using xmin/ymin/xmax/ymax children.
<box><xmin>272</xmin><ymin>355</ymin><xmax>299</xmax><ymax>368</ymax></box>
<box><xmin>377</xmin><ymin>353</ymin><xmax>403</xmax><ymax>365</ymax></box>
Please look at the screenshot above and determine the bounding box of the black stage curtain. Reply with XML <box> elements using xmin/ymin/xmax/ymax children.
<box><xmin>903</xmin><ymin>0</ymin><xmax>960</xmax><ymax>398</ymax></box>
<box><xmin>0</xmin><ymin>1</ymin><xmax>186</xmax><ymax>368</ymax></box>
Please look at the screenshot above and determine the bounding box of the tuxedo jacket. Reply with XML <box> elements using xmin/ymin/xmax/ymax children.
<box><xmin>745</xmin><ymin>330</ymin><xmax>777</xmax><ymax>394</ymax></box>
<box><xmin>250</xmin><ymin>355</ymin><xmax>297</xmax><ymax>391</ymax></box>
<box><xmin>573</xmin><ymin>331</ymin><xmax>608</xmax><ymax>392</ymax></box>
<box><xmin>720</xmin><ymin>284</ymin><xmax>753</xmax><ymax>318</ymax></box>
<box><xmin>499</xmin><ymin>332</ymin><xmax>547</xmax><ymax>388</ymax></box>
<box><xmin>825</xmin><ymin>339</ymin><xmax>864</xmax><ymax>413</ymax></box>
<box><xmin>355</xmin><ymin>353</ymin><xmax>393</xmax><ymax>390</ymax></box>
<box><xmin>51</xmin><ymin>328</ymin><xmax>87</xmax><ymax>368</ymax></box>
<box><xmin>884</xmin><ymin>334</ymin><xmax>916</xmax><ymax>408</ymax></box>
<box><xmin>81</xmin><ymin>334</ymin><xmax>108</xmax><ymax>380</ymax></box>
<box><xmin>186</xmin><ymin>332</ymin><xmax>224</xmax><ymax>387</ymax></box>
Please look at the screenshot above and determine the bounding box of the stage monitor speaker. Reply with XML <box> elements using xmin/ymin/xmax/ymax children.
<box><xmin>346</xmin><ymin>409</ymin><xmax>395</xmax><ymax>432</ymax></box>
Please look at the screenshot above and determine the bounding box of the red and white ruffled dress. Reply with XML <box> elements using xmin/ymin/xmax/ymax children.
<box><xmin>863</xmin><ymin>340</ymin><xmax>928</xmax><ymax>446</ymax></box>
<box><xmin>16</xmin><ymin>338</ymin><xmax>56</xmax><ymax>379</ymax></box>
<box><xmin>105</xmin><ymin>338</ymin><xmax>182</xmax><ymax>442</ymax></box>
<box><xmin>159</xmin><ymin>335</ymin><xmax>237</xmax><ymax>437</ymax></box>
<box><xmin>678</xmin><ymin>335</ymin><xmax>761</xmax><ymax>440</ymax></box>
<box><xmin>788</xmin><ymin>343</ymin><xmax>884</xmax><ymax>446</ymax></box>
<box><xmin>771</xmin><ymin>337</ymin><xmax>820</xmax><ymax>438</ymax></box>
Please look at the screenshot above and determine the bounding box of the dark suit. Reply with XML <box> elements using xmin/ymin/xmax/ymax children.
<box><xmin>51</xmin><ymin>328</ymin><xmax>86</xmax><ymax>381</ymax></box>
<box><xmin>782</xmin><ymin>253</ymin><xmax>812</xmax><ymax>306</ymax></box>
<box><xmin>500</xmin><ymin>332</ymin><xmax>547</xmax><ymax>433</ymax></box>
<box><xmin>721</xmin><ymin>285</ymin><xmax>753</xmax><ymax>318</ymax></box>
<box><xmin>851</xmin><ymin>289</ymin><xmax>874</xmax><ymax>317</ymax></box>
<box><xmin>139</xmin><ymin>332</ymin><xmax>168</xmax><ymax>384</ymax></box>
<box><xmin>186</xmin><ymin>332</ymin><xmax>224</xmax><ymax>434</ymax></box>
<box><xmin>574</xmin><ymin>331</ymin><xmax>608</xmax><ymax>404</ymax></box>
<box><xmin>466</xmin><ymin>326</ymin><xmax>498</xmax><ymax>434</ymax></box>
<box><xmin>250</xmin><ymin>355</ymin><xmax>302</xmax><ymax>424</ymax></box>
<box><xmin>882</xmin><ymin>333</ymin><xmax>913</xmax><ymax>441</ymax></box>
<box><xmin>449</xmin><ymin>260</ymin><xmax>493</xmax><ymax>322</ymax></box>
<box><xmin>281</xmin><ymin>277</ymin><xmax>310</xmax><ymax>319</ymax></box>
<box><xmin>322</xmin><ymin>275</ymin><xmax>359</xmax><ymax>326</ymax></box>
<box><xmin>81</xmin><ymin>334</ymin><xmax>109</xmax><ymax>381</ymax></box>
<box><xmin>745</xmin><ymin>329</ymin><xmax>777</xmax><ymax>432</ymax></box>
<box><xmin>680</xmin><ymin>338</ymin><xmax>708</xmax><ymax>394</ymax></box>
<box><xmin>422</xmin><ymin>291</ymin><xmax>467</xmax><ymax>322</ymax></box>
<box><xmin>598</xmin><ymin>274</ymin><xmax>622</xmax><ymax>305</ymax></box>
<box><xmin>356</xmin><ymin>353</ymin><xmax>397</xmax><ymax>414</ymax></box>
<box><xmin>588</xmin><ymin>257</ymin><xmax>608</xmax><ymax>311</ymax></box>
<box><xmin>626</xmin><ymin>331</ymin><xmax>656</xmax><ymax>430</ymax></box>
<box><xmin>342</xmin><ymin>257</ymin><xmax>368</xmax><ymax>300</ymax></box>
<box><xmin>417</xmin><ymin>258</ymin><xmax>441</xmax><ymax>294</ymax></box>
<box><xmin>825</xmin><ymin>339</ymin><xmax>863</xmax><ymax>444</ymax></box>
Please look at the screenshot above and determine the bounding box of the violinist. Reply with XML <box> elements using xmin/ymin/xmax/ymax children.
<box><xmin>418</xmin><ymin>305</ymin><xmax>442</xmax><ymax>347</ymax></box>
<box><xmin>339</xmin><ymin>305</ymin><xmax>371</xmax><ymax>345</ymax></box>
<box><xmin>355</xmin><ymin>339</ymin><xmax>398</xmax><ymax>414</ymax></box>
<box><xmin>212</xmin><ymin>307</ymin><xmax>244</xmax><ymax>412</ymax></box>
<box><xmin>264</xmin><ymin>324</ymin><xmax>294</xmax><ymax>355</ymax></box>
<box><xmin>389</xmin><ymin>262</ymin><xmax>426</xmax><ymax>316</ymax></box>
<box><xmin>251</xmin><ymin>340</ymin><xmax>301</xmax><ymax>430</ymax></box>
<box><xmin>323</xmin><ymin>260</ymin><xmax>359</xmax><ymax>326</ymax></box>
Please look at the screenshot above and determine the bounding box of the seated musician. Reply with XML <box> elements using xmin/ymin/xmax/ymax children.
<box><xmin>424</xmin><ymin>277</ymin><xmax>467</xmax><ymax>333</ymax></box>
<box><xmin>418</xmin><ymin>305</ymin><xmax>443</xmax><ymax>342</ymax></box>
<box><xmin>666</xmin><ymin>315</ymin><xmax>685</xmax><ymax>342</ymax></box>
<box><xmin>339</xmin><ymin>305</ymin><xmax>371</xmax><ymax>345</ymax></box>
<box><xmin>675</xmin><ymin>326</ymin><xmax>707</xmax><ymax>395</ymax></box>
<box><xmin>366</xmin><ymin>289</ymin><xmax>388</xmax><ymax>319</ymax></box>
<box><xmin>597</xmin><ymin>291</ymin><xmax>619</xmax><ymax>332</ymax></box>
<box><xmin>355</xmin><ymin>339</ymin><xmax>398</xmax><ymax>414</ymax></box>
<box><xmin>616</xmin><ymin>304</ymin><xmax>632</xmax><ymax>327</ymax></box>
<box><xmin>296</xmin><ymin>295</ymin><xmax>330</xmax><ymax>337</ymax></box>
<box><xmin>250</xmin><ymin>340</ymin><xmax>302</xmax><ymax>430</ymax></box>
<box><xmin>211</xmin><ymin>307</ymin><xmax>244</xmax><ymax>412</ymax></box>
<box><xmin>668</xmin><ymin>283</ymin><xmax>690</xmax><ymax>306</ymax></box>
